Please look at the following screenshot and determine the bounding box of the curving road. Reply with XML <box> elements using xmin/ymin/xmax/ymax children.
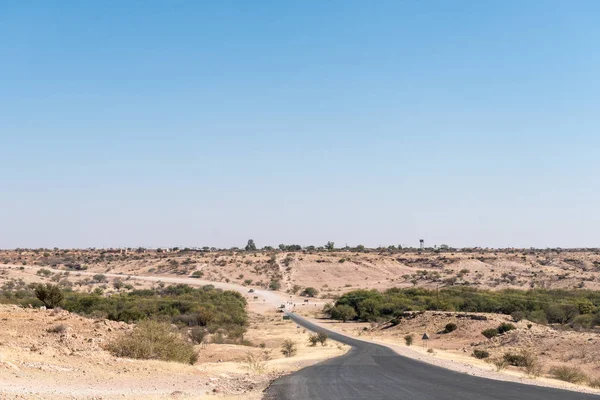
<box><xmin>265</xmin><ymin>313</ymin><xmax>599</xmax><ymax>400</ymax></box>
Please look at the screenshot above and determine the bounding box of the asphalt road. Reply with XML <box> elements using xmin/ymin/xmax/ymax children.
<box><xmin>265</xmin><ymin>313</ymin><xmax>598</xmax><ymax>400</ymax></box>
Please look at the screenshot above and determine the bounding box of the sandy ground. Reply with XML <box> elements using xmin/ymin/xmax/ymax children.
<box><xmin>0</xmin><ymin>305</ymin><xmax>348</xmax><ymax>400</ymax></box>
<box><xmin>2</xmin><ymin>249</ymin><xmax>600</xmax><ymax>297</ymax></box>
<box><xmin>295</xmin><ymin>308</ymin><xmax>600</xmax><ymax>395</ymax></box>
<box><xmin>0</xmin><ymin>263</ymin><xmax>343</xmax><ymax>400</ymax></box>
<box><xmin>1</xmin><ymin>249</ymin><xmax>599</xmax><ymax>398</ymax></box>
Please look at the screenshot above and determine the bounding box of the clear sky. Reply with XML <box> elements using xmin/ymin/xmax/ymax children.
<box><xmin>1</xmin><ymin>1</ymin><xmax>599</xmax><ymax>249</ymax></box>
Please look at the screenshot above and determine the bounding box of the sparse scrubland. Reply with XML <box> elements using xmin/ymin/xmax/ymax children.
<box><xmin>0</xmin><ymin>282</ymin><xmax>248</xmax><ymax>345</ymax></box>
<box><xmin>2</xmin><ymin>246</ymin><xmax>600</xmax><ymax>397</ymax></box>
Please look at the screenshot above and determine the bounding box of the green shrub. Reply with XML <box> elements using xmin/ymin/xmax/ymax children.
<box><xmin>549</xmin><ymin>366</ymin><xmax>587</xmax><ymax>383</ymax></box>
<box><xmin>36</xmin><ymin>268</ymin><xmax>53</xmax><ymax>277</ymax></box>
<box><xmin>571</xmin><ymin>314</ymin><xmax>594</xmax><ymax>330</ymax></box>
<box><xmin>497</xmin><ymin>323</ymin><xmax>516</xmax><ymax>334</ymax></box>
<box><xmin>107</xmin><ymin>320</ymin><xmax>198</xmax><ymax>364</ymax></box>
<box><xmin>444</xmin><ymin>323</ymin><xmax>457</xmax><ymax>333</ymax></box>
<box><xmin>330</xmin><ymin>305</ymin><xmax>357</xmax><ymax>322</ymax></box>
<box><xmin>269</xmin><ymin>280</ymin><xmax>281</xmax><ymax>291</ymax></box>
<box><xmin>472</xmin><ymin>349</ymin><xmax>489</xmax><ymax>359</ymax></box>
<box><xmin>34</xmin><ymin>283</ymin><xmax>63</xmax><ymax>308</ymax></box>
<box><xmin>404</xmin><ymin>334</ymin><xmax>414</xmax><ymax>346</ymax></box>
<box><xmin>308</xmin><ymin>334</ymin><xmax>319</xmax><ymax>347</ymax></box>
<box><xmin>503</xmin><ymin>352</ymin><xmax>527</xmax><ymax>367</ymax></box>
<box><xmin>481</xmin><ymin>328</ymin><xmax>498</xmax><ymax>339</ymax></box>
<box><xmin>302</xmin><ymin>287</ymin><xmax>319</xmax><ymax>297</ymax></box>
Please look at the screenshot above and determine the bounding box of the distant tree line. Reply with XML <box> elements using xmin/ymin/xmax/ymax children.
<box><xmin>326</xmin><ymin>287</ymin><xmax>600</xmax><ymax>329</ymax></box>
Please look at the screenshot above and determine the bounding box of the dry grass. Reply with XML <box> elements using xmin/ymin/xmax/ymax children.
<box><xmin>243</xmin><ymin>351</ymin><xmax>270</xmax><ymax>374</ymax></box>
<box><xmin>107</xmin><ymin>320</ymin><xmax>198</xmax><ymax>364</ymax></box>
<box><xmin>549</xmin><ymin>366</ymin><xmax>588</xmax><ymax>383</ymax></box>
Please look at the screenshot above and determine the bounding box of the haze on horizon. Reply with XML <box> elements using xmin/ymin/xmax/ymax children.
<box><xmin>2</xmin><ymin>1</ymin><xmax>599</xmax><ymax>250</ymax></box>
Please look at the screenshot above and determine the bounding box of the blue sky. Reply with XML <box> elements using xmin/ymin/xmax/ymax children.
<box><xmin>1</xmin><ymin>1</ymin><xmax>599</xmax><ymax>249</ymax></box>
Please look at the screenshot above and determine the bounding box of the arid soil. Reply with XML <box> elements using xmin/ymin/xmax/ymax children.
<box><xmin>1</xmin><ymin>248</ymin><xmax>599</xmax><ymax>398</ymax></box>
<box><xmin>0</xmin><ymin>305</ymin><xmax>347</xmax><ymax>400</ymax></box>
<box><xmin>2</xmin><ymin>248</ymin><xmax>599</xmax><ymax>297</ymax></box>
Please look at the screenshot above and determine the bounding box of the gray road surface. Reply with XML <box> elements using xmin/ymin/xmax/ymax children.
<box><xmin>265</xmin><ymin>313</ymin><xmax>598</xmax><ymax>400</ymax></box>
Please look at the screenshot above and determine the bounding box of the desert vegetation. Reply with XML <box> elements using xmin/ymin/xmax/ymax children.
<box><xmin>0</xmin><ymin>282</ymin><xmax>248</xmax><ymax>342</ymax></box>
<box><xmin>107</xmin><ymin>320</ymin><xmax>198</xmax><ymax>364</ymax></box>
<box><xmin>326</xmin><ymin>287</ymin><xmax>600</xmax><ymax>329</ymax></box>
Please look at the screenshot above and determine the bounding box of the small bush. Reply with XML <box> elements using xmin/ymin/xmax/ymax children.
<box><xmin>190</xmin><ymin>271</ymin><xmax>204</xmax><ymax>278</ymax></box>
<box><xmin>472</xmin><ymin>349</ymin><xmax>489</xmax><ymax>359</ymax></box>
<box><xmin>37</xmin><ymin>268</ymin><xmax>53</xmax><ymax>277</ymax></box>
<box><xmin>497</xmin><ymin>323</ymin><xmax>516</xmax><ymax>334</ymax></box>
<box><xmin>549</xmin><ymin>366</ymin><xmax>587</xmax><ymax>383</ymax></box>
<box><xmin>244</xmin><ymin>351</ymin><xmax>268</xmax><ymax>374</ymax></box>
<box><xmin>503</xmin><ymin>352</ymin><xmax>527</xmax><ymax>367</ymax></box>
<box><xmin>589</xmin><ymin>378</ymin><xmax>600</xmax><ymax>388</ymax></box>
<box><xmin>308</xmin><ymin>334</ymin><xmax>319</xmax><ymax>347</ymax></box>
<box><xmin>269</xmin><ymin>280</ymin><xmax>282</xmax><ymax>291</ymax></box>
<box><xmin>511</xmin><ymin>311</ymin><xmax>525</xmax><ymax>322</ymax></box>
<box><xmin>189</xmin><ymin>327</ymin><xmax>207</xmax><ymax>344</ymax></box>
<box><xmin>481</xmin><ymin>328</ymin><xmax>498</xmax><ymax>339</ymax></box>
<box><xmin>281</xmin><ymin>339</ymin><xmax>297</xmax><ymax>357</ymax></box>
<box><xmin>302</xmin><ymin>287</ymin><xmax>319</xmax><ymax>297</ymax></box>
<box><xmin>34</xmin><ymin>283</ymin><xmax>63</xmax><ymax>309</ymax></box>
<box><xmin>317</xmin><ymin>332</ymin><xmax>328</xmax><ymax>346</ymax></box>
<box><xmin>47</xmin><ymin>324</ymin><xmax>68</xmax><ymax>334</ymax></box>
<box><xmin>404</xmin><ymin>334</ymin><xmax>414</xmax><ymax>346</ymax></box>
<box><xmin>107</xmin><ymin>320</ymin><xmax>198</xmax><ymax>364</ymax></box>
<box><xmin>492</xmin><ymin>357</ymin><xmax>508</xmax><ymax>371</ymax></box>
<box><xmin>444</xmin><ymin>323</ymin><xmax>457</xmax><ymax>333</ymax></box>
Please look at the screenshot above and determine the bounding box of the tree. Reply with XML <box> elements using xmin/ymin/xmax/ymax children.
<box><xmin>245</xmin><ymin>239</ymin><xmax>257</xmax><ymax>251</ymax></box>
<box><xmin>325</xmin><ymin>241</ymin><xmax>335</xmax><ymax>251</ymax></box>
<box><xmin>330</xmin><ymin>304</ymin><xmax>357</xmax><ymax>322</ymax></box>
<box><xmin>34</xmin><ymin>283</ymin><xmax>64</xmax><ymax>308</ymax></box>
